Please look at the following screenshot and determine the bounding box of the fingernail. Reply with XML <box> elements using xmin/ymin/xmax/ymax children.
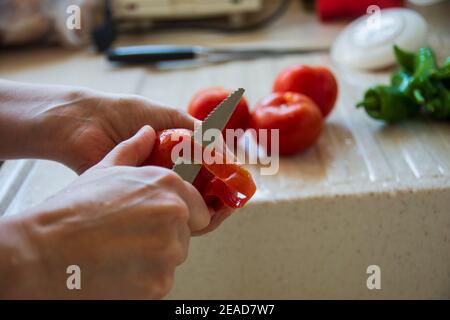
<box><xmin>137</xmin><ymin>125</ymin><xmax>152</xmax><ymax>136</ymax></box>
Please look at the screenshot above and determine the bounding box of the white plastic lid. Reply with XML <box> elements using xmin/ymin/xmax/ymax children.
<box><xmin>331</xmin><ymin>8</ymin><xmax>428</xmax><ymax>70</ymax></box>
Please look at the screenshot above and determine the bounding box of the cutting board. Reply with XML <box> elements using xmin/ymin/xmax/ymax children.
<box><xmin>1</xmin><ymin>51</ymin><xmax>450</xmax><ymax>298</ymax></box>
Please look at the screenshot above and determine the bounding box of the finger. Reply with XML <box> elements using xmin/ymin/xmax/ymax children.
<box><xmin>163</xmin><ymin>108</ymin><xmax>198</xmax><ymax>131</ymax></box>
<box><xmin>185</xmin><ymin>182</ymin><xmax>211</xmax><ymax>232</ymax></box>
<box><xmin>142</xmin><ymin>166</ymin><xmax>211</xmax><ymax>232</ymax></box>
<box><xmin>192</xmin><ymin>207</ymin><xmax>234</xmax><ymax>236</ymax></box>
<box><xmin>100</xmin><ymin>125</ymin><xmax>156</xmax><ymax>167</ymax></box>
<box><xmin>179</xmin><ymin>181</ymin><xmax>211</xmax><ymax>232</ymax></box>
<box><xmin>144</xmin><ymin>103</ymin><xmax>198</xmax><ymax>131</ymax></box>
<box><xmin>174</xmin><ymin>219</ymin><xmax>191</xmax><ymax>266</ymax></box>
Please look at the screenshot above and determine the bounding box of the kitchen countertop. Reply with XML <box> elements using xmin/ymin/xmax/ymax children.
<box><xmin>1</xmin><ymin>1</ymin><xmax>450</xmax><ymax>299</ymax></box>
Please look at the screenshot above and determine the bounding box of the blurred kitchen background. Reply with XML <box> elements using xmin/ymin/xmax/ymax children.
<box><xmin>1</xmin><ymin>0</ymin><xmax>449</xmax><ymax>54</ymax></box>
<box><xmin>1</xmin><ymin>0</ymin><xmax>450</xmax><ymax>299</ymax></box>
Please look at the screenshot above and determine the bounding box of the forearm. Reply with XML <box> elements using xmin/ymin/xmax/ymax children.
<box><xmin>0</xmin><ymin>79</ymin><xmax>87</xmax><ymax>161</ymax></box>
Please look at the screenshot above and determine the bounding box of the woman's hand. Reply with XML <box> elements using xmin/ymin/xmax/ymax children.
<box><xmin>0</xmin><ymin>79</ymin><xmax>196</xmax><ymax>174</ymax></box>
<box><xmin>56</xmin><ymin>91</ymin><xmax>198</xmax><ymax>174</ymax></box>
<box><xmin>0</xmin><ymin>80</ymin><xmax>233</xmax><ymax>235</ymax></box>
<box><xmin>0</xmin><ymin>126</ymin><xmax>210</xmax><ymax>299</ymax></box>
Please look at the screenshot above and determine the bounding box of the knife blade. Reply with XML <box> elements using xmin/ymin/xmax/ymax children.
<box><xmin>107</xmin><ymin>45</ymin><xmax>329</xmax><ymax>65</ymax></box>
<box><xmin>172</xmin><ymin>88</ymin><xmax>245</xmax><ymax>183</ymax></box>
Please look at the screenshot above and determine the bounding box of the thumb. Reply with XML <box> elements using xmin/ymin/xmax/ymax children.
<box><xmin>99</xmin><ymin>125</ymin><xmax>156</xmax><ymax>167</ymax></box>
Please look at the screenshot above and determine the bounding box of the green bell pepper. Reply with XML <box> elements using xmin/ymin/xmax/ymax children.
<box><xmin>357</xmin><ymin>46</ymin><xmax>450</xmax><ymax>122</ymax></box>
<box><xmin>356</xmin><ymin>85</ymin><xmax>419</xmax><ymax>123</ymax></box>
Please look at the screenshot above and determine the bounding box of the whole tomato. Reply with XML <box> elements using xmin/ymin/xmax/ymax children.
<box><xmin>144</xmin><ymin>128</ymin><xmax>256</xmax><ymax>210</ymax></box>
<box><xmin>188</xmin><ymin>87</ymin><xmax>250</xmax><ymax>131</ymax></box>
<box><xmin>250</xmin><ymin>92</ymin><xmax>323</xmax><ymax>155</ymax></box>
<box><xmin>273</xmin><ymin>65</ymin><xmax>338</xmax><ymax>117</ymax></box>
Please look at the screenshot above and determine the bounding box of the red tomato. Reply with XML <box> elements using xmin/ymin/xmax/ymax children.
<box><xmin>188</xmin><ymin>87</ymin><xmax>250</xmax><ymax>131</ymax></box>
<box><xmin>273</xmin><ymin>65</ymin><xmax>338</xmax><ymax>117</ymax></box>
<box><xmin>250</xmin><ymin>92</ymin><xmax>323</xmax><ymax>155</ymax></box>
<box><xmin>144</xmin><ymin>128</ymin><xmax>256</xmax><ymax>209</ymax></box>
<box><xmin>145</xmin><ymin>128</ymin><xmax>192</xmax><ymax>168</ymax></box>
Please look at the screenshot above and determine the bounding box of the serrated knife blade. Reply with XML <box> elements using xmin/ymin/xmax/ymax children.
<box><xmin>172</xmin><ymin>88</ymin><xmax>245</xmax><ymax>183</ymax></box>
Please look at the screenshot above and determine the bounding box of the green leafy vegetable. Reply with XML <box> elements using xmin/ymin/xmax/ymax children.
<box><xmin>393</xmin><ymin>45</ymin><xmax>415</xmax><ymax>73</ymax></box>
<box><xmin>357</xmin><ymin>46</ymin><xmax>450</xmax><ymax>122</ymax></box>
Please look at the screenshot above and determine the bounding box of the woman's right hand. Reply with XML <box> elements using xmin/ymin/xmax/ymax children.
<box><xmin>0</xmin><ymin>125</ymin><xmax>210</xmax><ymax>299</ymax></box>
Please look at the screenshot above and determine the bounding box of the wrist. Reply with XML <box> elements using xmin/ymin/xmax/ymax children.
<box><xmin>0</xmin><ymin>80</ymin><xmax>93</xmax><ymax>164</ymax></box>
<box><xmin>21</xmin><ymin>87</ymin><xmax>92</xmax><ymax>165</ymax></box>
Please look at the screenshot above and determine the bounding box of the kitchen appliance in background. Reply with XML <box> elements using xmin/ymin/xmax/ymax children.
<box><xmin>112</xmin><ymin>0</ymin><xmax>263</xmax><ymax>21</ymax></box>
<box><xmin>92</xmin><ymin>0</ymin><xmax>290</xmax><ymax>51</ymax></box>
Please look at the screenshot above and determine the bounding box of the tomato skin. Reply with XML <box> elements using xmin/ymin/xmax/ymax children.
<box><xmin>144</xmin><ymin>129</ymin><xmax>256</xmax><ymax>209</ymax></box>
<box><xmin>188</xmin><ymin>87</ymin><xmax>250</xmax><ymax>131</ymax></box>
<box><xmin>273</xmin><ymin>65</ymin><xmax>338</xmax><ymax>117</ymax></box>
<box><xmin>250</xmin><ymin>92</ymin><xmax>323</xmax><ymax>155</ymax></box>
<box><xmin>144</xmin><ymin>128</ymin><xmax>192</xmax><ymax>168</ymax></box>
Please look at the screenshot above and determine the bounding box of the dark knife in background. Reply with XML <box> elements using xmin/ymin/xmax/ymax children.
<box><xmin>107</xmin><ymin>45</ymin><xmax>328</xmax><ymax>65</ymax></box>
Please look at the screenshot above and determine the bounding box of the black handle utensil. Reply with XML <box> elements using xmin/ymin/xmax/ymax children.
<box><xmin>107</xmin><ymin>45</ymin><xmax>328</xmax><ymax>64</ymax></box>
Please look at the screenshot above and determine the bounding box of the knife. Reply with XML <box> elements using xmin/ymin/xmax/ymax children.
<box><xmin>172</xmin><ymin>88</ymin><xmax>245</xmax><ymax>183</ymax></box>
<box><xmin>107</xmin><ymin>45</ymin><xmax>328</xmax><ymax>64</ymax></box>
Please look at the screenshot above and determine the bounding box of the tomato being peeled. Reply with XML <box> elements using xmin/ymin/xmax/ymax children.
<box><xmin>144</xmin><ymin>128</ymin><xmax>256</xmax><ymax>210</ymax></box>
<box><xmin>250</xmin><ymin>92</ymin><xmax>323</xmax><ymax>155</ymax></box>
<box><xmin>273</xmin><ymin>64</ymin><xmax>338</xmax><ymax>118</ymax></box>
<box><xmin>188</xmin><ymin>87</ymin><xmax>250</xmax><ymax>131</ymax></box>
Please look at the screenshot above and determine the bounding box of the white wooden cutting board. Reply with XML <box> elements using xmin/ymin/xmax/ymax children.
<box><xmin>1</xmin><ymin>50</ymin><xmax>449</xmax><ymax>298</ymax></box>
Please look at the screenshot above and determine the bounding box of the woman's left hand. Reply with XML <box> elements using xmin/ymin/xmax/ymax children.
<box><xmin>0</xmin><ymin>80</ymin><xmax>196</xmax><ymax>174</ymax></box>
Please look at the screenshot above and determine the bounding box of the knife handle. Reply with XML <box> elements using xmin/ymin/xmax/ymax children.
<box><xmin>107</xmin><ymin>45</ymin><xmax>197</xmax><ymax>64</ymax></box>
